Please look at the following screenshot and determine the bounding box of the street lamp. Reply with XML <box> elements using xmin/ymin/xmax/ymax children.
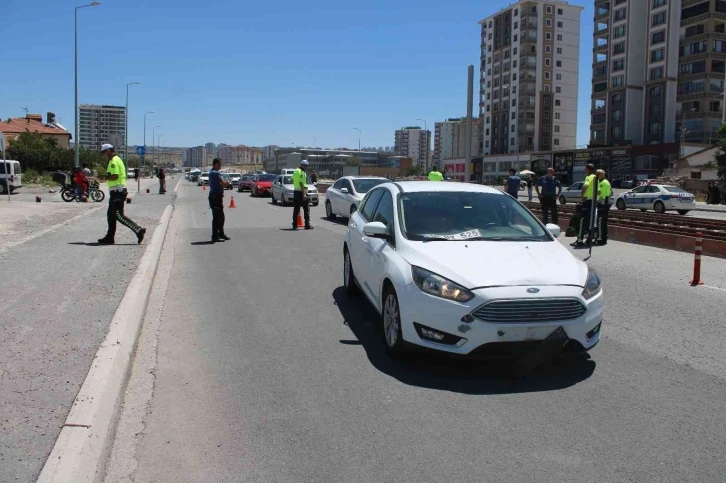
<box><xmin>125</xmin><ymin>81</ymin><xmax>141</xmax><ymax>161</ymax></box>
<box><xmin>152</xmin><ymin>125</ymin><xmax>160</xmax><ymax>165</ymax></box>
<box><xmin>353</xmin><ymin>127</ymin><xmax>361</xmax><ymax>151</ymax></box>
<box><xmin>417</xmin><ymin>118</ymin><xmax>429</xmax><ymax>171</ymax></box>
<box><xmin>73</xmin><ymin>1</ymin><xmax>101</xmax><ymax>168</ymax></box>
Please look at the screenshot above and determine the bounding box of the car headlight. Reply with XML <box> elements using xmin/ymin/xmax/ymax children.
<box><xmin>411</xmin><ymin>266</ymin><xmax>474</xmax><ymax>303</ymax></box>
<box><xmin>582</xmin><ymin>268</ymin><xmax>602</xmax><ymax>300</ymax></box>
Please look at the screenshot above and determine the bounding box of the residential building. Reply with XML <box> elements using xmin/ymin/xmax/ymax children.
<box><xmin>434</xmin><ymin>119</ymin><xmax>458</xmax><ymax>166</ymax></box>
<box><xmin>590</xmin><ymin>0</ymin><xmax>681</xmax><ymax>147</ymax></box>
<box><xmin>394</xmin><ymin>127</ymin><xmax>431</xmax><ymax>168</ymax></box>
<box><xmin>480</xmin><ymin>0</ymin><xmax>583</xmax><ymax>155</ymax></box>
<box><xmin>0</xmin><ymin>112</ymin><xmax>71</xmax><ymax>149</ymax></box>
<box><xmin>78</xmin><ymin>104</ymin><xmax>126</xmax><ymax>152</ymax></box>
<box><xmin>184</xmin><ymin>146</ymin><xmax>205</xmax><ymax>168</ymax></box>
<box><xmin>217</xmin><ymin>145</ymin><xmax>263</xmax><ymax>165</ymax></box>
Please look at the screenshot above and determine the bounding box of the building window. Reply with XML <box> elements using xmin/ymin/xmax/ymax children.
<box><xmin>557</xmin><ymin>21</ymin><xmax>563</xmax><ymax>28</ymax></box>
<box><xmin>612</xmin><ymin>109</ymin><xmax>622</xmax><ymax>121</ymax></box>
<box><xmin>557</xmin><ymin>47</ymin><xmax>562</xmax><ymax>54</ymax></box>
<box><xmin>555</xmin><ymin>112</ymin><xmax>561</xmax><ymax>120</ymax></box>
<box><xmin>554</xmin><ymin>125</ymin><xmax>560</xmax><ymax>132</ymax></box>
<box><xmin>556</xmin><ymin>73</ymin><xmax>562</xmax><ymax>80</ymax></box>
<box><xmin>558</xmin><ymin>8</ymin><xmax>563</xmax><ymax>15</ymax></box>
<box><xmin>545</xmin><ymin>58</ymin><xmax>551</xmax><ymax>66</ymax></box>
<box><xmin>514</xmin><ymin>8</ymin><xmax>518</xmax><ymax>15</ymax></box>
<box><xmin>652</xmin><ymin>30</ymin><xmax>665</xmax><ymax>44</ymax></box>
<box><xmin>512</xmin><ymin>99</ymin><xmax>516</xmax><ymax>107</ymax></box>
<box><xmin>545</xmin><ymin>71</ymin><xmax>551</xmax><ymax>79</ymax></box>
<box><xmin>542</xmin><ymin>138</ymin><xmax>549</xmax><ymax>146</ymax></box>
<box><xmin>544</xmin><ymin>111</ymin><xmax>550</xmax><ymax>119</ymax></box>
<box><xmin>546</xmin><ymin>18</ymin><xmax>552</xmax><ymax>27</ymax></box>
<box><xmin>514</xmin><ymin>34</ymin><xmax>518</xmax><ymax>42</ymax></box>
<box><xmin>612</xmin><ymin>75</ymin><xmax>624</xmax><ymax>87</ymax></box>
<box><xmin>511</xmin><ymin>137</ymin><xmax>515</xmax><ymax>145</ymax></box>
<box><xmin>714</xmin><ymin>40</ymin><xmax>726</xmax><ymax>53</ymax></box>
<box><xmin>544</xmin><ymin>97</ymin><xmax>551</xmax><ymax>106</ymax></box>
<box><xmin>557</xmin><ymin>34</ymin><xmax>563</xmax><ymax>41</ymax></box>
<box><xmin>650</xmin><ymin>67</ymin><xmax>664</xmax><ymax>80</ymax></box>
<box><xmin>614</xmin><ymin>25</ymin><xmax>626</xmax><ymax>38</ymax></box>
<box><xmin>614</xmin><ymin>42</ymin><xmax>625</xmax><ymax>55</ymax></box>
<box><xmin>514</xmin><ymin>21</ymin><xmax>518</xmax><ymax>29</ymax></box>
<box><xmin>652</xmin><ymin>0</ymin><xmax>666</xmax><ymax>7</ymax></box>
<box><xmin>615</xmin><ymin>8</ymin><xmax>626</xmax><ymax>21</ymax></box>
<box><xmin>651</xmin><ymin>12</ymin><xmax>666</xmax><ymax>26</ymax></box>
<box><xmin>555</xmin><ymin>99</ymin><xmax>561</xmax><ymax>106</ymax></box>
<box><xmin>556</xmin><ymin>86</ymin><xmax>562</xmax><ymax>93</ymax></box>
<box><xmin>554</xmin><ymin>138</ymin><xmax>560</xmax><ymax>146</ymax></box>
<box><xmin>649</xmin><ymin>122</ymin><xmax>661</xmax><ymax>134</ymax></box>
<box><xmin>556</xmin><ymin>60</ymin><xmax>562</xmax><ymax>67</ymax></box>
<box><xmin>546</xmin><ymin>32</ymin><xmax>552</xmax><ymax>40</ymax></box>
<box><xmin>650</xmin><ymin>86</ymin><xmax>662</xmax><ymax>98</ymax></box>
<box><xmin>543</xmin><ymin>124</ymin><xmax>550</xmax><ymax>132</ymax></box>
<box><xmin>612</xmin><ymin>93</ymin><xmax>623</xmax><ymax>104</ymax></box>
<box><xmin>513</xmin><ymin>47</ymin><xmax>518</xmax><ymax>54</ymax></box>
<box><xmin>613</xmin><ymin>59</ymin><xmax>624</xmax><ymax>71</ymax></box>
<box><xmin>545</xmin><ymin>45</ymin><xmax>551</xmax><ymax>53</ymax></box>
<box><xmin>651</xmin><ymin>48</ymin><xmax>664</xmax><ymax>62</ymax></box>
<box><xmin>685</xmin><ymin>24</ymin><xmax>705</xmax><ymax>38</ymax></box>
<box><xmin>713</xmin><ymin>60</ymin><xmax>726</xmax><ymax>73</ymax></box>
<box><xmin>544</xmin><ymin>84</ymin><xmax>551</xmax><ymax>92</ymax></box>
<box><xmin>612</xmin><ymin>126</ymin><xmax>621</xmax><ymax>137</ymax></box>
<box><xmin>546</xmin><ymin>5</ymin><xmax>552</xmax><ymax>13</ymax></box>
<box><xmin>511</xmin><ymin>112</ymin><xmax>516</xmax><ymax>119</ymax></box>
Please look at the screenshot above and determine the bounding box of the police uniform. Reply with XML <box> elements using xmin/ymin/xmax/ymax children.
<box><xmin>208</xmin><ymin>166</ymin><xmax>229</xmax><ymax>242</ymax></box>
<box><xmin>428</xmin><ymin>170</ymin><xmax>444</xmax><ymax>181</ymax></box>
<box><xmin>577</xmin><ymin>173</ymin><xmax>597</xmax><ymax>244</ymax></box>
<box><xmin>99</xmin><ymin>146</ymin><xmax>145</xmax><ymax>245</ymax></box>
<box><xmin>292</xmin><ymin>163</ymin><xmax>312</xmax><ymax>229</ymax></box>
<box><xmin>596</xmin><ymin>178</ymin><xmax>613</xmax><ymax>245</ymax></box>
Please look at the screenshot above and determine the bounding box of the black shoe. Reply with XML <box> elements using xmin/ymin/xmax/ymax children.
<box><xmin>219</xmin><ymin>233</ymin><xmax>231</xmax><ymax>240</ymax></box>
<box><xmin>137</xmin><ymin>228</ymin><xmax>147</xmax><ymax>245</ymax></box>
<box><xmin>98</xmin><ymin>238</ymin><xmax>115</xmax><ymax>245</ymax></box>
<box><xmin>292</xmin><ymin>224</ymin><xmax>298</xmax><ymax>230</ymax></box>
<box><xmin>211</xmin><ymin>237</ymin><xmax>221</xmax><ymax>243</ymax></box>
<box><xmin>305</xmin><ymin>225</ymin><xmax>314</xmax><ymax>230</ymax></box>
<box><xmin>571</xmin><ymin>241</ymin><xmax>585</xmax><ymax>248</ymax></box>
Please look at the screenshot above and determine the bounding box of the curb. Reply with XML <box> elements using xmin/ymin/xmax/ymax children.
<box><xmin>37</xmin><ymin>204</ymin><xmax>175</xmax><ymax>483</ymax></box>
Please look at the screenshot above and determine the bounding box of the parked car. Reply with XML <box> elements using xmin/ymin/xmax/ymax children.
<box><xmin>189</xmin><ymin>170</ymin><xmax>201</xmax><ymax>182</ymax></box>
<box><xmin>615</xmin><ymin>184</ymin><xmax>695</xmax><ymax>215</ymax></box>
<box><xmin>611</xmin><ymin>179</ymin><xmax>623</xmax><ymax>189</ymax></box>
<box><xmin>249</xmin><ymin>174</ymin><xmax>277</xmax><ymax>197</ymax></box>
<box><xmin>229</xmin><ymin>173</ymin><xmax>242</xmax><ymax>186</ymax></box>
<box><xmin>271</xmin><ymin>174</ymin><xmax>319</xmax><ymax>206</ymax></box>
<box><xmin>221</xmin><ymin>173</ymin><xmax>234</xmax><ymax>190</ymax></box>
<box><xmin>558</xmin><ymin>182</ymin><xmax>584</xmax><ymax>205</ymax></box>
<box><xmin>621</xmin><ymin>179</ymin><xmax>637</xmax><ymax>189</ymax></box>
<box><xmin>238</xmin><ymin>175</ymin><xmax>256</xmax><ymax>192</ymax></box>
<box><xmin>0</xmin><ymin>160</ymin><xmax>22</xmax><ymax>194</ymax></box>
<box><xmin>343</xmin><ymin>181</ymin><xmax>603</xmax><ymax>358</ymax></box>
<box><xmin>197</xmin><ymin>171</ymin><xmax>209</xmax><ymax>186</ymax></box>
<box><xmin>325</xmin><ymin>176</ymin><xmax>387</xmax><ymax>219</ymax></box>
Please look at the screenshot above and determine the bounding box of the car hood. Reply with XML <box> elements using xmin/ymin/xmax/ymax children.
<box><xmin>255</xmin><ymin>181</ymin><xmax>272</xmax><ymax>187</ymax></box>
<box><xmin>282</xmin><ymin>183</ymin><xmax>317</xmax><ymax>191</ymax></box>
<box><xmin>398</xmin><ymin>240</ymin><xmax>587</xmax><ymax>289</ymax></box>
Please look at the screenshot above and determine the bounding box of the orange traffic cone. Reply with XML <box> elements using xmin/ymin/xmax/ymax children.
<box><xmin>229</xmin><ymin>196</ymin><xmax>237</xmax><ymax>208</ymax></box>
<box><xmin>296</xmin><ymin>212</ymin><xmax>305</xmax><ymax>228</ymax></box>
<box><xmin>202</xmin><ymin>184</ymin><xmax>206</xmax><ymax>191</ymax></box>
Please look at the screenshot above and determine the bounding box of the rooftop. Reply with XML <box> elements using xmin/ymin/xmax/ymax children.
<box><xmin>0</xmin><ymin>115</ymin><xmax>72</xmax><ymax>138</ymax></box>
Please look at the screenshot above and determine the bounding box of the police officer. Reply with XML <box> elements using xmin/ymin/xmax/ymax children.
<box><xmin>208</xmin><ymin>158</ymin><xmax>231</xmax><ymax>242</ymax></box>
<box><xmin>574</xmin><ymin>164</ymin><xmax>597</xmax><ymax>248</ymax></box>
<box><xmin>97</xmin><ymin>144</ymin><xmax>146</xmax><ymax>245</ymax></box>
<box><xmin>292</xmin><ymin>160</ymin><xmax>313</xmax><ymax>230</ymax></box>
<box><xmin>596</xmin><ymin>169</ymin><xmax>612</xmax><ymax>246</ymax></box>
<box><xmin>428</xmin><ymin>165</ymin><xmax>444</xmax><ymax>181</ymax></box>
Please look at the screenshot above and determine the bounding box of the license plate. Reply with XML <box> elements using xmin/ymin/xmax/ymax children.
<box><xmin>545</xmin><ymin>326</ymin><xmax>568</xmax><ymax>341</ymax></box>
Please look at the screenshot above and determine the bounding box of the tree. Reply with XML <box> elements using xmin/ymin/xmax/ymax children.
<box><xmin>403</xmin><ymin>165</ymin><xmax>424</xmax><ymax>177</ymax></box>
<box><xmin>5</xmin><ymin>132</ymin><xmax>104</xmax><ymax>172</ymax></box>
<box><xmin>345</xmin><ymin>156</ymin><xmax>362</xmax><ymax>167</ymax></box>
<box><xmin>716</xmin><ymin>123</ymin><xmax>726</xmax><ymax>180</ymax></box>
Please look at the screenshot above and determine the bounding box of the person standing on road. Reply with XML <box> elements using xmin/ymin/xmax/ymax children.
<box><xmin>527</xmin><ymin>175</ymin><xmax>534</xmax><ymax>201</ymax></box>
<box><xmin>574</xmin><ymin>164</ymin><xmax>597</xmax><ymax>248</ymax></box>
<box><xmin>157</xmin><ymin>167</ymin><xmax>167</xmax><ymax>194</ymax></box>
<box><xmin>309</xmin><ymin>170</ymin><xmax>318</xmax><ymax>185</ymax></box>
<box><xmin>82</xmin><ymin>163</ymin><xmax>92</xmax><ymax>196</ymax></box>
<box><xmin>535</xmin><ymin>168</ymin><xmax>562</xmax><ymax>225</ymax></box>
<box><xmin>97</xmin><ymin>144</ymin><xmax>146</xmax><ymax>245</ymax></box>
<box><xmin>292</xmin><ymin>160</ymin><xmax>313</xmax><ymax>230</ymax></box>
<box><xmin>596</xmin><ymin>169</ymin><xmax>612</xmax><ymax>246</ymax></box>
<box><xmin>208</xmin><ymin>158</ymin><xmax>231</xmax><ymax>243</ymax></box>
<box><xmin>504</xmin><ymin>168</ymin><xmax>521</xmax><ymax>198</ymax></box>
<box><xmin>428</xmin><ymin>165</ymin><xmax>444</xmax><ymax>181</ymax></box>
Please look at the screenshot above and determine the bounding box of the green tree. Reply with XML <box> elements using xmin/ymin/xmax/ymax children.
<box><xmin>715</xmin><ymin>123</ymin><xmax>726</xmax><ymax>179</ymax></box>
<box><xmin>5</xmin><ymin>132</ymin><xmax>104</xmax><ymax>173</ymax></box>
<box><xmin>403</xmin><ymin>165</ymin><xmax>424</xmax><ymax>176</ymax></box>
<box><xmin>345</xmin><ymin>156</ymin><xmax>362</xmax><ymax>167</ymax></box>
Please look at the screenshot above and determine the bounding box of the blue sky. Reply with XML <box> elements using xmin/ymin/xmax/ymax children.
<box><xmin>3</xmin><ymin>0</ymin><xmax>593</xmax><ymax>150</ymax></box>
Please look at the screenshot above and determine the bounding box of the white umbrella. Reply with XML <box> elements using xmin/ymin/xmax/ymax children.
<box><xmin>519</xmin><ymin>169</ymin><xmax>535</xmax><ymax>176</ymax></box>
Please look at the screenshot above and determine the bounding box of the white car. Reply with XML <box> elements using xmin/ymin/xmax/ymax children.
<box><xmin>559</xmin><ymin>182</ymin><xmax>584</xmax><ymax>205</ymax></box>
<box><xmin>343</xmin><ymin>181</ymin><xmax>603</xmax><ymax>358</ymax></box>
<box><xmin>197</xmin><ymin>171</ymin><xmax>210</xmax><ymax>186</ymax></box>
<box><xmin>228</xmin><ymin>173</ymin><xmax>242</xmax><ymax>186</ymax></box>
<box><xmin>325</xmin><ymin>176</ymin><xmax>387</xmax><ymax>219</ymax></box>
<box><xmin>270</xmin><ymin>174</ymin><xmax>319</xmax><ymax>206</ymax></box>
<box><xmin>614</xmin><ymin>184</ymin><xmax>695</xmax><ymax>215</ymax></box>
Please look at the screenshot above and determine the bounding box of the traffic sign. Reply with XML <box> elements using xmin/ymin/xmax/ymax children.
<box><xmin>136</xmin><ymin>145</ymin><xmax>147</xmax><ymax>156</ymax></box>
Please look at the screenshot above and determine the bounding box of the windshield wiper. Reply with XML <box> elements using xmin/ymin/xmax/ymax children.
<box><xmin>474</xmin><ymin>236</ymin><xmax>545</xmax><ymax>241</ymax></box>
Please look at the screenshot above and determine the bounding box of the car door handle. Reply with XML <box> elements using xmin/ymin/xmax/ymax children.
<box><xmin>361</xmin><ymin>237</ymin><xmax>368</xmax><ymax>243</ymax></box>
<box><xmin>350</xmin><ymin>222</ymin><xmax>356</xmax><ymax>229</ymax></box>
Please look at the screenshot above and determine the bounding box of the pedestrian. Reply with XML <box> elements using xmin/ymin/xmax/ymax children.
<box><xmin>527</xmin><ymin>174</ymin><xmax>534</xmax><ymax>201</ymax></box>
<box><xmin>82</xmin><ymin>163</ymin><xmax>92</xmax><ymax>196</ymax></box>
<box><xmin>428</xmin><ymin>165</ymin><xmax>444</xmax><ymax>181</ymax></box>
<box><xmin>595</xmin><ymin>169</ymin><xmax>612</xmax><ymax>246</ymax></box>
<box><xmin>712</xmin><ymin>182</ymin><xmax>722</xmax><ymax>205</ymax></box>
<box><xmin>535</xmin><ymin>167</ymin><xmax>562</xmax><ymax>225</ymax></box>
<box><xmin>97</xmin><ymin>144</ymin><xmax>146</xmax><ymax>245</ymax></box>
<box><xmin>208</xmin><ymin>158</ymin><xmax>231</xmax><ymax>242</ymax></box>
<box><xmin>157</xmin><ymin>167</ymin><xmax>166</xmax><ymax>194</ymax></box>
<box><xmin>573</xmin><ymin>164</ymin><xmax>597</xmax><ymax>248</ymax></box>
<box><xmin>309</xmin><ymin>170</ymin><xmax>318</xmax><ymax>185</ymax></box>
<box><xmin>292</xmin><ymin>160</ymin><xmax>313</xmax><ymax>230</ymax></box>
<box><xmin>504</xmin><ymin>168</ymin><xmax>521</xmax><ymax>198</ymax></box>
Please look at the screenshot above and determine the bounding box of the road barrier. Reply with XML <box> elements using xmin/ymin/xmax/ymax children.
<box><xmin>690</xmin><ymin>232</ymin><xmax>705</xmax><ymax>286</ymax></box>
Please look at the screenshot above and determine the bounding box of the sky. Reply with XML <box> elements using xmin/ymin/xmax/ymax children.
<box><xmin>2</xmin><ymin>0</ymin><xmax>594</xmax><ymax>150</ymax></box>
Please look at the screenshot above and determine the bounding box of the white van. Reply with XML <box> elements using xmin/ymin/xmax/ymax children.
<box><xmin>280</xmin><ymin>169</ymin><xmax>295</xmax><ymax>176</ymax></box>
<box><xmin>0</xmin><ymin>160</ymin><xmax>22</xmax><ymax>194</ymax></box>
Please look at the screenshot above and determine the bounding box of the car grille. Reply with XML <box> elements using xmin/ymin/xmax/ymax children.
<box><xmin>472</xmin><ymin>298</ymin><xmax>586</xmax><ymax>323</ymax></box>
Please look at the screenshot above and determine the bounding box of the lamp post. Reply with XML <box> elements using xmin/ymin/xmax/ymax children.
<box><xmin>417</xmin><ymin>118</ymin><xmax>428</xmax><ymax>172</ymax></box>
<box><xmin>124</xmin><ymin>81</ymin><xmax>141</xmax><ymax>161</ymax></box>
<box><xmin>152</xmin><ymin>125</ymin><xmax>160</xmax><ymax>166</ymax></box>
<box><xmin>353</xmin><ymin>127</ymin><xmax>361</xmax><ymax>151</ymax></box>
<box><xmin>74</xmin><ymin>1</ymin><xmax>101</xmax><ymax>168</ymax></box>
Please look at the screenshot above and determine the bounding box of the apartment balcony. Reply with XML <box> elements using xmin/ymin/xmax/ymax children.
<box><xmin>681</xmin><ymin>12</ymin><xmax>711</xmax><ymax>27</ymax></box>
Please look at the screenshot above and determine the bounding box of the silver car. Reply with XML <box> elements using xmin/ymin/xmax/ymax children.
<box><xmin>271</xmin><ymin>175</ymin><xmax>319</xmax><ymax>206</ymax></box>
<box><xmin>324</xmin><ymin>176</ymin><xmax>387</xmax><ymax>219</ymax></box>
<box><xmin>558</xmin><ymin>182</ymin><xmax>584</xmax><ymax>205</ymax></box>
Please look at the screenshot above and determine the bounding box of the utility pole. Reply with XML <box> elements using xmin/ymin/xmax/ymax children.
<box><xmin>464</xmin><ymin>65</ymin><xmax>474</xmax><ymax>183</ymax></box>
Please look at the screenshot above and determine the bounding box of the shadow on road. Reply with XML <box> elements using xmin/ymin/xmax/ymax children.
<box><xmin>190</xmin><ymin>241</ymin><xmax>217</xmax><ymax>245</ymax></box>
<box><xmin>332</xmin><ymin>287</ymin><xmax>596</xmax><ymax>395</ymax></box>
<box><xmin>68</xmin><ymin>242</ymin><xmax>136</xmax><ymax>246</ymax></box>
<box><xmin>320</xmin><ymin>216</ymin><xmax>348</xmax><ymax>227</ymax></box>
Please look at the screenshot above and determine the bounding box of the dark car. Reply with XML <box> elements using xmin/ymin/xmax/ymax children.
<box><xmin>611</xmin><ymin>179</ymin><xmax>623</xmax><ymax>189</ymax></box>
<box><xmin>238</xmin><ymin>175</ymin><xmax>256</xmax><ymax>192</ymax></box>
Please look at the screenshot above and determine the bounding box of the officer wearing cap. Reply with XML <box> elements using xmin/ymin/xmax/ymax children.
<box><xmin>97</xmin><ymin>144</ymin><xmax>146</xmax><ymax>245</ymax></box>
<box><xmin>292</xmin><ymin>160</ymin><xmax>313</xmax><ymax>230</ymax></box>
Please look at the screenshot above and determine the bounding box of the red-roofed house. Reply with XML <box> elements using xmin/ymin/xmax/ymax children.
<box><xmin>0</xmin><ymin>113</ymin><xmax>72</xmax><ymax>149</ymax></box>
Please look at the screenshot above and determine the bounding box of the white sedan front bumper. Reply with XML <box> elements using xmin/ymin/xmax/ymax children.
<box><xmin>397</xmin><ymin>283</ymin><xmax>603</xmax><ymax>358</ymax></box>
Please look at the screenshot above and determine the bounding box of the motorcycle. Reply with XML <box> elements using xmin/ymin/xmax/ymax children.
<box><xmin>59</xmin><ymin>179</ymin><xmax>105</xmax><ymax>203</ymax></box>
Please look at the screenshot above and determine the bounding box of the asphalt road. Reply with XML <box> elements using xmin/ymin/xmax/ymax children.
<box><xmin>105</xmin><ymin>180</ymin><xmax>726</xmax><ymax>483</ymax></box>
<box><xmin>0</xmin><ymin>182</ymin><xmax>171</xmax><ymax>483</ymax></box>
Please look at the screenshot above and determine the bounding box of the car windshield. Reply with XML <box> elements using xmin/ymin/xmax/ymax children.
<box><xmin>663</xmin><ymin>186</ymin><xmax>688</xmax><ymax>193</ymax></box>
<box><xmin>242</xmin><ymin>175</ymin><xmax>254</xmax><ymax>181</ymax></box>
<box><xmin>399</xmin><ymin>191</ymin><xmax>550</xmax><ymax>242</ymax></box>
<box><xmin>283</xmin><ymin>175</ymin><xmax>312</xmax><ymax>185</ymax></box>
<box><xmin>257</xmin><ymin>174</ymin><xmax>276</xmax><ymax>182</ymax></box>
<box><xmin>352</xmin><ymin>179</ymin><xmax>386</xmax><ymax>193</ymax></box>
<box><xmin>201</xmin><ymin>172</ymin><xmax>209</xmax><ymax>176</ymax></box>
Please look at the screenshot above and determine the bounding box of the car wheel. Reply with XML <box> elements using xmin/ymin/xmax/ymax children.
<box><xmin>677</xmin><ymin>210</ymin><xmax>690</xmax><ymax>215</ymax></box>
<box><xmin>654</xmin><ymin>201</ymin><xmax>666</xmax><ymax>214</ymax></box>
<box><xmin>559</xmin><ymin>195</ymin><xmax>566</xmax><ymax>205</ymax></box>
<box><xmin>382</xmin><ymin>286</ymin><xmax>405</xmax><ymax>355</ymax></box>
<box><xmin>272</xmin><ymin>193</ymin><xmax>277</xmax><ymax>204</ymax></box>
<box><xmin>343</xmin><ymin>247</ymin><xmax>359</xmax><ymax>295</ymax></box>
<box><xmin>326</xmin><ymin>201</ymin><xmax>336</xmax><ymax>219</ymax></box>
<box><xmin>350</xmin><ymin>204</ymin><xmax>357</xmax><ymax>216</ymax></box>
<box><xmin>616</xmin><ymin>199</ymin><xmax>626</xmax><ymax>211</ymax></box>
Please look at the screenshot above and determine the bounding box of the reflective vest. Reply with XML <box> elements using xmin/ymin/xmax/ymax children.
<box><xmin>583</xmin><ymin>174</ymin><xmax>596</xmax><ymax>199</ymax></box>
<box><xmin>107</xmin><ymin>156</ymin><xmax>126</xmax><ymax>189</ymax></box>
<box><xmin>292</xmin><ymin>168</ymin><xmax>306</xmax><ymax>191</ymax></box>
<box><xmin>428</xmin><ymin>171</ymin><xmax>444</xmax><ymax>181</ymax></box>
<box><xmin>598</xmin><ymin>179</ymin><xmax>612</xmax><ymax>200</ymax></box>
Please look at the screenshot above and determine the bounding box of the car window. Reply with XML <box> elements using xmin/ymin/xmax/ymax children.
<box><xmin>372</xmin><ymin>190</ymin><xmax>395</xmax><ymax>239</ymax></box>
<box><xmin>352</xmin><ymin>178</ymin><xmax>386</xmax><ymax>194</ymax></box>
<box><xmin>631</xmin><ymin>186</ymin><xmax>647</xmax><ymax>194</ymax></box>
<box><xmin>399</xmin><ymin>191</ymin><xmax>549</xmax><ymax>242</ymax></box>
<box><xmin>283</xmin><ymin>176</ymin><xmax>293</xmax><ymax>184</ymax></box>
<box><xmin>333</xmin><ymin>179</ymin><xmax>344</xmax><ymax>190</ymax></box>
<box><xmin>570</xmin><ymin>183</ymin><xmax>582</xmax><ymax>190</ymax></box>
<box><xmin>360</xmin><ymin>189</ymin><xmax>385</xmax><ymax>222</ymax></box>
<box><xmin>647</xmin><ymin>185</ymin><xmax>661</xmax><ymax>193</ymax></box>
<box><xmin>342</xmin><ymin>180</ymin><xmax>353</xmax><ymax>192</ymax></box>
<box><xmin>663</xmin><ymin>186</ymin><xmax>688</xmax><ymax>193</ymax></box>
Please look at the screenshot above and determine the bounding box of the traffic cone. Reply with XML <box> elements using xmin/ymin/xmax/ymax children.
<box><xmin>202</xmin><ymin>184</ymin><xmax>206</xmax><ymax>191</ymax></box>
<box><xmin>229</xmin><ymin>196</ymin><xmax>237</xmax><ymax>208</ymax></box>
<box><xmin>296</xmin><ymin>212</ymin><xmax>305</xmax><ymax>228</ymax></box>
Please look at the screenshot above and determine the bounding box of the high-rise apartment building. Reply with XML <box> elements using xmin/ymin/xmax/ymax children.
<box><xmin>479</xmin><ymin>0</ymin><xmax>583</xmax><ymax>155</ymax></box>
<box><xmin>184</xmin><ymin>146</ymin><xmax>205</xmax><ymax>168</ymax></box>
<box><xmin>217</xmin><ymin>145</ymin><xmax>263</xmax><ymax>165</ymax></box>
<box><xmin>434</xmin><ymin>120</ymin><xmax>458</xmax><ymax>165</ymax></box>
<box><xmin>395</xmin><ymin>127</ymin><xmax>431</xmax><ymax>168</ymax></box>
<box><xmin>78</xmin><ymin>104</ymin><xmax>126</xmax><ymax>151</ymax></box>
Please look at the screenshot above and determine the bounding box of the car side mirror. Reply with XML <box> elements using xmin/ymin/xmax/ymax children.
<box><xmin>363</xmin><ymin>221</ymin><xmax>389</xmax><ymax>239</ymax></box>
<box><xmin>545</xmin><ymin>223</ymin><xmax>561</xmax><ymax>238</ymax></box>
<box><xmin>341</xmin><ymin>188</ymin><xmax>349</xmax><ymax>194</ymax></box>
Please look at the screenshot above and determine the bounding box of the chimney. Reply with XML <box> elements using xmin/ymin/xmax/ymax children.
<box><xmin>47</xmin><ymin>112</ymin><xmax>56</xmax><ymax>124</ymax></box>
<box><xmin>27</xmin><ymin>114</ymin><xmax>43</xmax><ymax>123</ymax></box>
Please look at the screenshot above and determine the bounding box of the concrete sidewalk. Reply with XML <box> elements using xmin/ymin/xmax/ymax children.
<box><xmin>0</xmin><ymin>187</ymin><xmax>173</xmax><ymax>483</ymax></box>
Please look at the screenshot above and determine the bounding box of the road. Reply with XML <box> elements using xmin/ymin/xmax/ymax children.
<box><xmin>103</xmin><ymin>180</ymin><xmax>726</xmax><ymax>483</ymax></box>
